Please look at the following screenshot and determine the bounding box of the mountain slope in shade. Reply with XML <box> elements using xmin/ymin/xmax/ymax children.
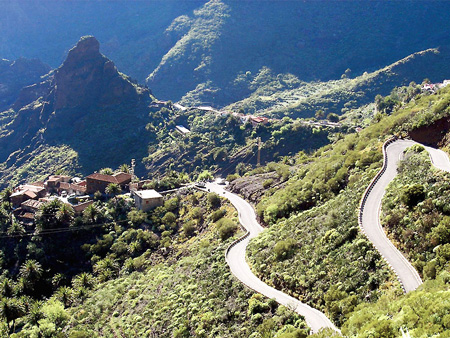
<box><xmin>0</xmin><ymin>57</ymin><xmax>50</xmax><ymax>111</ymax></box>
<box><xmin>0</xmin><ymin>36</ymin><xmax>152</xmax><ymax>188</ymax></box>
<box><xmin>223</xmin><ymin>47</ymin><xmax>450</xmax><ymax>118</ymax></box>
<box><xmin>147</xmin><ymin>0</ymin><xmax>450</xmax><ymax>107</ymax></box>
<box><xmin>2</xmin><ymin>1</ymin><xmax>450</xmax><ymax>110</ymax></box>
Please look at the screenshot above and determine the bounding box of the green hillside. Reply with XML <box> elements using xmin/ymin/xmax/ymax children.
<box><xmin>238</xmin><ymin>85</ymin><xmax>450</xmax><ymax>335</ymax></box>
<box><xmin>2</xmin><ymin>81</ymin><xmax>450</xmax><ymax>337</ymax></box>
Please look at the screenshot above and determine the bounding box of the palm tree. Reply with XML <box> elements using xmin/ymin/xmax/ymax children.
<box><xmin>56</xmin><ymin>203</ymin><xmax>74</xmax><ymax>226</ymax></box>
<box><xmin>83</xmin><ymin>204</ymin><xmax>101</xmax><ymax>224</ymax></box>
<box><xmin>35</xmin><ymin>199</ymin><xmax>63</xmax><ymax>231</ymax></box>
<box><xmin>99</xmin><ymin>167</ymin><xmax>114</xmax><ymax>175</ymax></box>
<box><xmin>6</xmin><ymin>221</ymin><xmax>25</xmax><ymax>236</ymax></box>
<box><xmin>0</xmin><ymin>278</ymin><xmax>15</xmax><ymax>298</ymax></box>
<box><xmin>27</xmin><ymin>300</ymin><xmax>44</xmax><ymax>327</ymax></box>
<box><xmin>54</xmin><ymin>286</ymin><xmax>73</xmax><ymax>308</ymax></box>
<box><xmin>1</xmin><ymin>188</ymin><xmax>13</xmax><ymax>227</ymax></box>
<box><xmin>105</xmin><ymin>183</ymin><xmax>121</xmax><ymax>199</ymax></box>
<box><xmin>0</xmin><ymin>297</ymin><xmax>24</xmax><ymax>333</ymax></box>
<box><xmin>19</xmin><ymin>259</ymin><xmax>43</xmax><ymax>293</ymax></box>
<box><xmin>72</xmin><ymin>272</ymin><xmax>96</xmax><ymax>290</ymax></box>
<box><xmin>1</xmin><ymin>188</ymin><xmax>12</xmax><ymax>211</ymax></box>
<box><xmin>93</xmin><ymin>257</ymin><xmax>119</xmax><ymax>282</ymax></box>
<box><xmin>118</xmin><ymin>164</ymin><xmax>130</xmax><ymax>173</ymax></box>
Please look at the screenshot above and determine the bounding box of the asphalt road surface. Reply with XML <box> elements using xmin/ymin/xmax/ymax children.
<box><xmin>360</xmin><ymin>139</ymin><xmax>450</xmax><ymax>293</ymax></box>
<box><xmin>206</xmin><ymin>182</ymin><xmax>339</xmax><ymax>334</ymax></box>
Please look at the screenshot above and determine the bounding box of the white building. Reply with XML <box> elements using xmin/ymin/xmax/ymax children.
<box><xmin>133</xmin><ymin>190</ymin><xmax>164</xmax><ymax>212</ymax></box>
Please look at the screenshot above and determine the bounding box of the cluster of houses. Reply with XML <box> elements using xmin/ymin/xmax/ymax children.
<box><xmin>151</xmin><ymin>100</ymin><xmax>271</xmax><ymax>130</ymax></box>
<box><xmin>422</xmin><ymin>80</ymin><xmax>450</xmax><ymax>93</ymax></box>
<box><xmin>11</xmin><ymin>171</ymin><xmax>164</xmax><ymax>225</ymax></box>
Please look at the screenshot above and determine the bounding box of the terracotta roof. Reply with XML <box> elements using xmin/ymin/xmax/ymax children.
<box><xmin>11</xmin><ymin>189</ymin><xmax>38</xmax><ymax>199</ymax></box>
<box><xmin>13</xmin><ymin>184</ymin><xmax>45</xmax><ymax>194</ymax></box>
<box><xmin>86</xmin><ymin>172</ymin><xmax>131</xmax><ymax>184</ymax></box>
<box><xmin>72</xmin><ymin>200</ymin><xmax>94</xmax><ymax>213</ymax></box>
<box><xmin>59</xmin><ymin>182</ymin><xmax>86</xmax><ymax>192</ymax></box>
<box><xmin>113</xmin><ymin>172</ymin><xmax>132</xmax><ymax>184</ymax></box>
<box><xmin>21</xmin><ymin>199</ymin><xmax>43</xmax><ymax>210</ymax></box>
<box><xmin>47</xmin><ymin>175</ymin><xmax>71</xmax><ymax>182</ymax></box>
<box><xmin>250</xmin><ymin>116</ymin><xmax>269</xmax><ymax>123</ymax></box>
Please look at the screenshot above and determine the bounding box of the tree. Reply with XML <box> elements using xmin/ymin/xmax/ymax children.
<box><xmin>93</xmin><ymin>257</ymin><xmax>119</xmax><ymax>282</ymax></box>
<box><xmin>54</xmin><ymin>286</ymin><xmax>73</xmax><ymax>308</ymax></box>
<box><xmin>401</xmin><ymin>184</ymin><xmax>425</xmax><ymax>207</ymax></box>
<box><xmin>207</xmin><ymin>192</ymin><xmax>221</xmax><ymax>209</ymax></box>
<box><xmin>1</xmin><ymin>188</ymin><xmax>12</xmax><ymax>211</ymax></box>
<box><xmin>83</xmin><ymin>204</ymin><xmax>101</xmax><ymax>224</ymax></box>
<box><xmin>72</xmin><ymin>272</ymin><xmax>96</xmax><ymax>290</ymax></box>
<box><xmin>198</xmin><ymin>170</ymin><xmax>213</xmax><ymax>182</ymax></box>
<box><xmin>0</xmin><ymin>297</ymin><xmax>24</xmax><ymax>333</ymax></box>
<box><xmin>216</xmin><ymin>218</ymin><xmax>237</xmax><ymax>240</ymax></box>
<box><xmin>99</xmin><ymin>168</ymin><xmax>114</xmax><ymax>175</ymax></box>
<box><xmin>35</xmin><ymin>199</ymin><xmax>65</xmax><ymax>231</ymax></box>
<box><xmin>162</xmin><ymin>212</ymin><xmax>177</xmax><ymax>228</ymax></box>
<box><xmin>315</xmin><ymin>110</ymin><xmax>325</xmax><ymax>119</ymax></box>
<box><xmin>118</xmin><ymin>164</ymin><xmax>130</xmax><ymax>173</ymax></box>
<box><xmin>105</xmin><ymin>183</ymin><xmax>121</xmax><ymax>199</ymax></box>
<box><xmin>127</xmin><ymin>210</ymin><xmax>147</xmax><ymax>227</ymax></box>
<box><xmin>19</xmin><ymin>259</ymin><xmax>43</xmax><ymax>293</ymax></box>
<box><xmin>56</xmin><ymin>203</ymin><xmax>74</xmax><ymax>226</ymax></box>
<box><xmin>327</xmin><ymin>113</ymin><xmax>339</xmax><ymax>123</ymax></box>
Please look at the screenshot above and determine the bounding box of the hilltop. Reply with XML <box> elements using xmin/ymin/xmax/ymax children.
<box><xmin>0</xmin><ymin>36</ymin><xmax>152</xmax><ymax>188</ymax></box>
<box><xmin>2</xmin><ymin>1</ymin><xmax>450</xmax><ymax>110</ymax></box>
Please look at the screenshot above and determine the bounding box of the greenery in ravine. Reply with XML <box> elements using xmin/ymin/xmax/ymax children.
<box><xmin>143</xmin><ymin>105</ymin><xmax>331</xmax><ymax>177</ymax></box>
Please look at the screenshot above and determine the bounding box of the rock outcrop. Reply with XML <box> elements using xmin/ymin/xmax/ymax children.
<box><xmin>0</xmin><ymin>36</ymin><xmax>152</xmax><ymax>186</ymax></box>
<box><xmin>54</xmin><ymin>36</ymin><xmax>147</xmax><ymax>110</ymax></box>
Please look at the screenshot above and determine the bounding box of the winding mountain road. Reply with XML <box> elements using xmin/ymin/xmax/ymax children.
<box><xmin>359</xmin><ymin>139</ymin><xmax>450</xmax><ymax>293</ymax></box>
<box><xmin>203</xmin><ymin>139</ymin><xmax>450</xmax><ymax>332</ymax></box>
<box><xmin>205</xmin><ymin>182</ymin><xmax>339</xmax><ymax>334</ymax></box>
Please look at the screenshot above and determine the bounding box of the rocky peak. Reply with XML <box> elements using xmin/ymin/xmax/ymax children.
<box><xmin>53</xmin><ymin>36</ymin><xmax>148</xmax><ymax>110</ymax></box>
<box><xmin>64</xmin><ymin>36</ymin><xmax>100</xmax><ymax>64</ymax></box>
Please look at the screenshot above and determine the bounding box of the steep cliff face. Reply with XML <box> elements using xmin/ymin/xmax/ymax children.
<box><xmin>54</xmin><ymin>36</ymin><xmax>145</xmax><ymax>110</ymax></box>
<box><xmin>0</xmin><ymin>36</ymin><xmax>152</xmax><ymax>187</ymax></box>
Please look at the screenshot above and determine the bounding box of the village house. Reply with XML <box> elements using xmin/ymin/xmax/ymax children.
<box><xmin>44</xmin><ymin>175</ymin><xmax>71</xmax><ymax>193</ymax></box>
<box><xmin>12</xmin><ymin>199</ymin><xmax>44</xmax><ymax>225</ymax></box>
<box><xmin>57</xmin><ymin>182</ymin><xmax>87</xmax><ymax>196</ymax></box>
<box><xmin>71</xmin><ymin>200</ymin><xmax>94</xmax><ymax>215</ymax></box>
<box><xmin>11</xmin><ymin>184</ymin><xmax>47</xmax><ymax>208</ymax></box>
<box><xmin>85</xmin><ymin>172</ymin><xmax>132</xmax><ymax>194</ymax></box>
<box><xmin>132</xmin><ymin>189</ymin><xmax>163</xmax><ymax>212</ymax></box>
<box><xmin>249</xmin><ymin>116</ymin><xmax>269</xmax><ymax>127</ymax></box>
<box><xmin>21</xmin><ymin>199</ymin><xmax>44</xmax><ymax>213</ymax></box>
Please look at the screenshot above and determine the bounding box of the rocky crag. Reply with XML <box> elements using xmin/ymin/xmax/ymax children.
<box><xmin>0</xmin><ymin>36</ymin><xmax>152</xmax><ymax>188</ymax></box>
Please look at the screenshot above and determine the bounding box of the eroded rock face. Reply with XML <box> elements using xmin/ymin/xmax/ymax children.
<box><xmin>0</xmin><ymin>35</ymin><xmax>151</xmax><ymax>169</ymax></box>
<box><xmin>54</xmin><ymin>36</ymin><xmax>146</xmax><ymax>109</ymax></box>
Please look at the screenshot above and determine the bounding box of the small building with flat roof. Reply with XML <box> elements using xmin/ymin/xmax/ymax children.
<box><xmin>132</xmin><ymin>189</ymin><xmax>163</xmax><ymax>212</ymax></box>
<box><xmin>175</xmin><ymin>125</ymin><xmax>190</xmax><ymax>134</ymax></box>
